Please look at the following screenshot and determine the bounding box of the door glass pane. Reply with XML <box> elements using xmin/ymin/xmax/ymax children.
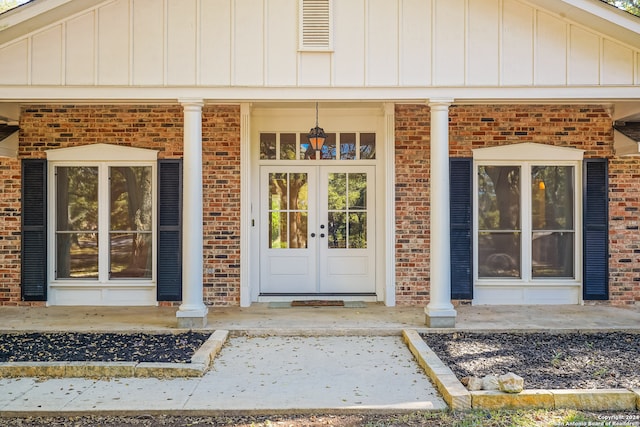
<box><xmin>348</xmin><ymin>173</ymin><xmax>366</xmax><ymax>210</ymax></box>
<box><xmin>328</xmin><ymin>211</ymin><xmax>346</xmax><ymax>248</ymax></box>
<box><xmin>300</xmin><ymin>133</ymin><xmax>315</xmax><ymax>160</ymax></box>
<box><xmin>531</xmin><ymin>165</ymin><xmax>574</xmax><ymax>278</ymax></box>
<box><xmin>289</xmin><ymin>212</ymin><xmax>308</xmax><ymax>248</ymax></box>
<box><xmin>340</xmin><ymin>133</ymin><xmax>356</xmax><ymax>160</ymax></box>
<box><xmin>55</xmin><ymin>166</ymin><xmax>99</xmax><ymax>279</ymax></box>
<box><xmin>328</xmin><ymin>173</ymin><xmax>346</xmax><ymax>210</ymax></box>
<box><xmin>280</xmin><ymin>133</ymin><xmax>296</xmax><ymax>160</ymax></box>
<box><xmin>270</xmin><ymin>212</ymin><xmax>288</xmax><ymax>248</ymax></box>
<box><xmin>348</xmin><ymin>212</ymin><xmax>367</xmax><ymax>248</ymax></box>
<box><xmin>269</xmin><ymin>173</ymin><xmax>288</xmax><ymax>210</ymax></box>
<box><xmin>478</xmin><ymin>166</ymin><xmax>521</xmax><ymax>278</ymax></box>
<box><xmin>327</xmin><ymin>172</ymin><xmax>367</xmax><ymax>249</ymax></box>
<box><xmin>268</xmin><ymin>172</ymin><xmax>308</xmax><ymax>249</ymax></box>
<box><xmin>360</xmin><ymin>133</ymin><xmax>376</xmax><ymax>159</ymax></box>
<box><xmin>109</xmin><ymin>166</ymin><xmax>152</xmax><ymax>279</ymax></box>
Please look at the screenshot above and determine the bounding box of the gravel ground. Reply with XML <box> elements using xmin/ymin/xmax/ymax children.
<box><xmin>421</xmin><ymin>331</ymin><xmax>640</xmax><ymax>389</ymax></box>
<box><xmin>0</xmin><ymin>331</ymin><xmax>211</xmax><ymax>363</ymax></box>
<box><xmin>4</xmin><ymin>410</ymin><xmax>640</xmax><ymax>427</ymax></box>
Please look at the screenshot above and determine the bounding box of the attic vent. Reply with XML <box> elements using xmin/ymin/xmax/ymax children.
<box><xmin>300</xmin><ymin>0</ymin><xmax>332</xmax><ymax>51</ymax></box>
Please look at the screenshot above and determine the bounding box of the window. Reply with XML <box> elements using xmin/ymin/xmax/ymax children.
<box><xmin>47</xmin><ymin>144</ymin><xmax>157</xmax><ymax>286</ymax></box>
<box><xmin>477</xmin><ymin>164</ymin><xmax>575</xmax><ymax>280</ymax></box>
<box><xmin>54</xmin><ymin>164</ymin><xmax>153</xmax><ymax>281</ymax></box>
<box><xmin>260</xmin><ymin>132</ymin><xmax>376</xmax><ymax>160</ymax></box>
<box><xmin>474</xmin><ymin>143</ymin><xmax>583</xmax><ymax>287</ymax></box>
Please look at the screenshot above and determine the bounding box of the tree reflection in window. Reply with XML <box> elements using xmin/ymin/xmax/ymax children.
<box><xmin>109</xmin><ymin>166</ymin><xmax>152</xmax><ymax>279</ymax></box>
<box><xmin>328</xmin><ymin>173</ymin><xmax>367</xmax><ymax>249</ymax></box>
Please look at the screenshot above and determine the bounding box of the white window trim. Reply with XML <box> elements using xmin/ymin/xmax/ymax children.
<box><xmin>472</xmin><ymin>143</ymin><xmax>584</xmax><ymax>304</ymax></box>
<box><xmin>45</xmin><ymin>144</ymin><xmax>158</xmax><ymax>306</ymax></box>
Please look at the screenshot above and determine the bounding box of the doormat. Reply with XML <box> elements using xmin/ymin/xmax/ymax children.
<box><xmin>268</xmin><ymin>301</ymin><xmax>367</xmax><ymax>308</ymax></box>
<box><xmin>292</xmin><ymin>300</ymin><xmax>344</xmax><ymax>307</ymax></box>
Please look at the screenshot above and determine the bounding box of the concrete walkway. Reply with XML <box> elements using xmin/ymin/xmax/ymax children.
<box><xmin>0</xmin><ymin>303</ymin><xmax>639</xmax><ymax>416</ymax></box>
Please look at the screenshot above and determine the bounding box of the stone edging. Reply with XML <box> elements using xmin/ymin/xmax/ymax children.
<box><xmin>402</xmin><ymin>329</ymin><xmax>640</xmax><ymax>411</ymax></box>
<box><xmin>0</xmin><ymin>330</ymin><xmax>229</xmax><ymax>378</ymax></box>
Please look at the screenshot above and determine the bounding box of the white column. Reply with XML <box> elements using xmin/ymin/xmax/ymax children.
<box><xmin>425</xmin><ymin>99</ymin><xmax>457</xmax><ymax>328</ymax></box>
<box><xmin>384</xmin><ymin>102</ymin><xmax>396</xmax><ymax>307</ymax></box>
<box><xmin>239</xmin><ymin>103</ymin><xmax>251</xmax><ymax>307</ymax></box>
<box><xmin>176</xmin><ymin>98</ymin><xmax>208</xmax><ymax>328</ymax></box>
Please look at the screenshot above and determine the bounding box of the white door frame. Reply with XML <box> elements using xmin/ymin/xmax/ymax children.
<box><xmin>242</xmin><ymin>103</ymin><xmax>396</xmax><ymax>306</ymax></box>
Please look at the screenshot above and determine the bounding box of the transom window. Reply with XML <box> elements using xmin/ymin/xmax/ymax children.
<box><xmin>260</xmin><ymin>132</ymin><xmax>375</xmax><ymax>160</ymax></box>
<box><xmin>477</xmin><ymin>163</ymin><xmax>575</xmax><ymax>280</ymax></box>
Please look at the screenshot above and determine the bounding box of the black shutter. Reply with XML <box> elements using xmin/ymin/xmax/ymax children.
<box><xmin>21</xmin><ymin>159</ymin><xmax>47</xmax><ymax>301</ymax></box>
<box><xmin>583</xmin><ymin>159</ymin><xmax>609</xmax><ymax>300</ymax></box>
<box><xmin>450</xmin><ymin>158</ymin><xmax>473</xmax><ymax>299</ymax></box>
<box><xmin>157</xmin><ymin>159</ymin><xmax>183</xmax><ymax>301</ymax></box>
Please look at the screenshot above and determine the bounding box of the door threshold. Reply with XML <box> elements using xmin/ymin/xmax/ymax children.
<box><xmin>257</xmin><ymin>294</ymin><xmax>378</xmax><ymax>303</ymax></box>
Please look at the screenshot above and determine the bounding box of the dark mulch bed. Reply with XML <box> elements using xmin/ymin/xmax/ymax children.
<box><xmin>0</xmin><ymin>331</ymin><xmax>211</xmax><ymax>364</ymax></box>
<box><xmin>421</xmin><ymin>331</ymin><xmax>640</xmax><ymax>389</ymax></box>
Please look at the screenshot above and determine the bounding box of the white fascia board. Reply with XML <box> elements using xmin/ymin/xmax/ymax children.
<box><xmin>2</xmin><ymin>85</ymin><xmax>640</xmax><ymax>104</ymax></box>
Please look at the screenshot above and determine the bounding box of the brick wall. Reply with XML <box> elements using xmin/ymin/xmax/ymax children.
<box><xmin>394</xmin><ymin>104</ymin><xmax>637</xmax><ymax>306</ymax></box>
<box><xmin>202</xmin><ymin>105</ymin><xmax>241</xmax><ymax>306</ymax></box>
<box><xmin>6</xmin><ymin>104</ymin><xmax>241</xmax><ymax>307</ymax></box>
<box><xmin>3</xmin><ymin>102</ymin><xmax>637</xmax><ymax>307</ymax></box>
<box><xmin>609</xmin><ymin>158</ymin><xmax>640</xmax><ymax>305</ymax></box>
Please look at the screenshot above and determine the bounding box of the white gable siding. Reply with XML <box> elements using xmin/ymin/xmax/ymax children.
<box><xmin>0</xmin><ymin>0</ymin><xmax>638</xmax><ymax>88</ymax></box>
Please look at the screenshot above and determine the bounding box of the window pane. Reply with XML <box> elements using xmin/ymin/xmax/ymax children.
<box><xmin>532</xmin><ymin>231</ymin><xmax>574</xmax><ymax>278</ymax></box>
<box><xmin>270</xmin><ymin>212</ymin><xmax>288</xmax><ymax>248</ymax></box>
<box><xmin>328</xmin><ymin>173</ymin><xmax>346</xmax><ymax>210</ymax></box>
<box><xmin>280</xmin><ymin>133</ymin><xmax>296</xmax><ymax>160</ymax></box>
<box><xmin>260</xmin><ymin>133</ymin><xmax>276</xmax><ymax>159</ymax></box>
<box><xmin>478</xmin><ymin>166</ymin><xmax>520</xmax><ymax>231</ymax></box>
<box><xmin>268</xmin><ymin>172</ymin><xmax>308</xmax><ymax>249</ymax></box>
<box><xmin>360</xmin><ymin>133</ymin><xmax>376</xmax><ymax>159</ymax></box>
<box><xmin>340</xmin><ymin>133</ymin><xmax>356</xmax><ymax>160</ymax></box>
<box><xmin>478</xmin><ymin>232</ymin><xmax>521</xmax><ymax>278</ymax></box>
<box><xmin>110</xmin><ymin>233</ymin><xmax>152</xmax><ymax>278</ymax></box>
<box><xmin>269</xmin><ymin>173</ymin><xmax>288</xmax><ymax>210</ymax></box>
<box><xmin>56</xmin><ymin>166</ymin><xmax>99</xmax><ymax>279</ymax></box>
<box><xmin>328</xmin><ymin>211</ymin><xmax>346</xmax><ymax>248</ymax></box>
<box><xmin>349</xmin><ymin>212</ymin><xmax>367</xmax><ymax>248</ymax></box>
<box><xmin>56</xmin><ymin>232</ymin><xmax>98</xmax><ymax>279</ymax></box>
<box><xmin>110</xmin><ymin>167</ymin><xmax>152</xmax><ymax>232</ymax></box>
<box><xmin>320</xmin><ymin>133</ymin><xmax>337</xmax><ymax>160</ymax></box>
<box><xmin>348</xmin><ymin>173</ymin><xmax>366</xmax><ymax>210</ymax></box>
<box><xmin>56</xmin><ymin>167</ymin><xmax>98</xmax><ymax>231</ymax></box>
<box><xmin>289</xmin><ymin>212</ymin><xmax>308</xmax><ymax>248</ymax></box>
<box><xmin>300</xmin><ymin>133</ymin><xmax>315</xmax><ymax>160</ymax></box>
<box><xmin>531</xmin><ymin>166</ymin><xmax>574</xmax><ymax>231</ymax></box>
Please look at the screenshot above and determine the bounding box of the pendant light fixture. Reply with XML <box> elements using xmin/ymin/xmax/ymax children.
<box><xmin>307</xmin><ymin>102</ymin><xmax>326</xmax><ymax>152</ymax></box>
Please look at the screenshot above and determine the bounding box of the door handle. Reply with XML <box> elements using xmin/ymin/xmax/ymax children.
<box><xmin>320</xmin><ymin>233</ymin><xmax>325</xmax><ymax>238</ymax></box>
<box><xmin>311</xmin><ymin>233</ymin><xmax>316</xmax><ymax>238</ymax></box>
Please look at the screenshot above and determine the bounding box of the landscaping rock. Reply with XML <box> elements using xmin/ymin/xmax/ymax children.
<box><xmin>499</xmin><ymin>372</ymin><xmax>524</xmax><ymax>393</ymax></box>
<box><xmin>482</xmin><ymin>374</ymin><xmax>500</xmax><ymax>390</ymax></box>
<box><xmin>466</xmin><ymin>376</ymin><xmax>483</xmax><ymax>391</ymax></box>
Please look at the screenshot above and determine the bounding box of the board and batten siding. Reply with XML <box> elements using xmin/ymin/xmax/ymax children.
<box><xmin>0</xmin><ymin>0</ymin><xmax>638</xmax><ymax>88</ymax></box>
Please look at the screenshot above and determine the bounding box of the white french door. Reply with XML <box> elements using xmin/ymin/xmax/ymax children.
<box><xmin>260</xmin><ymin>165</ymin><xmax>375</xmax><ymax>294</ymax></box>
